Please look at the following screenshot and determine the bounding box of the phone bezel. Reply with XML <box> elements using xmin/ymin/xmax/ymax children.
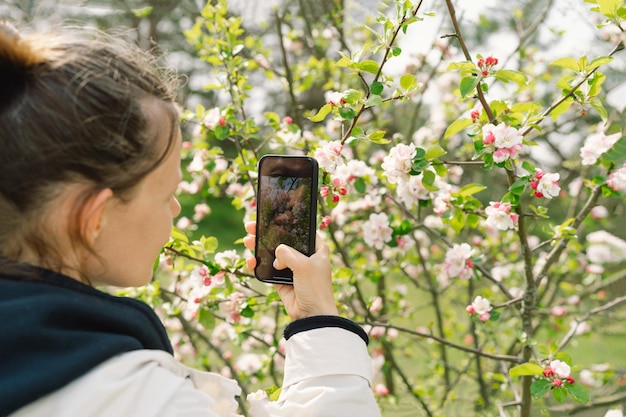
<box><xmin>254</xmin><ymin>155</ymin><xmax>318</xmax><ymax>285</ymax></box>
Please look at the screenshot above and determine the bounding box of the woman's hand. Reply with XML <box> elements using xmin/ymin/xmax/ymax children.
<box><xmin>243</xmin><ymin>221</ymin><xmax>338</xmax><ymax>321</ymax></box>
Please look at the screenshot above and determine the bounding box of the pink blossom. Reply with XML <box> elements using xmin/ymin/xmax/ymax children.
<box><xmin>607</xmin><ymin>163</ymin><xmax>626</xmax><ymax>193</ymax></box>
<box><xmin>580</xmin><ymin>130</ymin><xmax>621</xmax><ymax>165</ymax></box>
<box><xmin>485</xmin><ymin>201</ymin><xmax>518</xmax><ymax>231</ymax></box>
<box><xmin>202</xmin><ymin>107</ymin><xmax>222</xmax><ymax>129</ymax></box>
<box><xmin>187</xmin><ymin>152</ymin><xmax>206</xmax><ymax>173</ymax></box>
<box><xmin>193</xmin><ymin>203</ymin><xmax>211</xmax><ymax>222</ymax></box>
<box><xmin>176</xmin><ymin>217</ymin><xmax>192</xmax><ymax>230</ymax></box>
<box><xmin>369</xmin><ymin>296</ymin><xmax>383</xmax><ymax>313</ymax></box>
<box><xmin>442</xmin><ymin>243</ymin><xmax>475</xmax><ymax>280</ymax></box>
<box><xmin>325</xmin><ymin>90</ymin><xmax>345</xmax><ymax>105</ymax></box>
<box><xmin>543</xmin><ymin>366</ymin><xmax>554</xmax><ymax>377</ymax></box>
<box><xmin>320</xmin><ymin>215</ymin><xmax>332</xmax><ymax>229</ymax></box>
<box><xmin>482</xmin><ymin>123</ymin><xmax>524</xmax><ymax>162</ymax></box>
<box><xmin>492</xmin><ymin>147</ymin><xmax>511</xmax><ymax>163</ymax></box>
<box><xmin>586</xmin><ymin>230</ymin><xmax>626</xmax><ymax>264</ymax></box>
<box><xmin>483</xmin><ymin>123</ymin><xmax>523</xmax><ymax>149</ymax></box>
<box><xmin>381</xmin><ymin>143</ymin><xmax>417</xmax><ymax>184</ymax></box>
<box><xmin>214</xmin><ymin>250</ymin><xmax>240</xmax><ymax>269</ymax></box>
<box><xmin>470</xmin><ymin>296</ymin><xmax>493</xmax><ymax>316</ymax></box>
<box><xmin>396</xmin><ymin>174</ymin><xmax>431</xmax><ymax>208</ymax></box>
<box><xmin>314</xmin><ymin>140</ymin><xmax>345</xmax><ymax>173</ymax></box>
<box><xmin>535</xmin><ymin>170</ymin><xmax>561</xmax><ymax>199</ymax></box>
<box><xmin>362</xmin><ymin>213</ymin><xmax>393</xmax><ymax>250</ymax></box>
<box><xmin>373</xmin><ymin>384</ymin><xmax>390</xmax><ymax>396</ymax></box>
<box><xmin>590</xmin><ymin>205</ymin><xmax>609</xmax><ymax>219</ymax></box>
<box><xmin>549</xmin><ymin>360</ymin><xmax>571</xmax><ymax>378</ymax></box>
<box><xmin>550</xmin><ymin>305</ymin><xmax>567</xmax><ymax>317</ymax></box>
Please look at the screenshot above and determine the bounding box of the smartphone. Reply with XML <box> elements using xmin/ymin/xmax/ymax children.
<box><xmin>254</xmin><ymin>155</ymin><xmax>318</xmax><ymax>284</ymax></box>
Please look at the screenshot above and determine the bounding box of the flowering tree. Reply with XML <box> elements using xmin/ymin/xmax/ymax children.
<box><xmin>125</xmin><ymin>0</ymin><xmax>626</xmax><ymax>416</ymax></box>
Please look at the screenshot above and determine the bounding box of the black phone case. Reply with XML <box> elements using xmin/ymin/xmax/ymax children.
<box><xmin>254</xmin><ymin>155</ymin><xmax>318</xmax><ymax>284</ymax></box>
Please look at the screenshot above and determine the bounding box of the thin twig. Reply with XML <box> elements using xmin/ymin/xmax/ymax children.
<box><xmin>368</xmin><ymin>321</ymin><xmax>522</xmax><ymax>363</ymax></box>
<box><xmin>557</xmin><ymin>295</ymin><xmax>626</xmax><ymax>352</ymax></box>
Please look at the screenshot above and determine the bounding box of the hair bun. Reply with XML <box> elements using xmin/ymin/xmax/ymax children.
<box><xmin>0</xmin><ymin>21</ymin><xmax>42</xmax><ymax>111</ymax></box>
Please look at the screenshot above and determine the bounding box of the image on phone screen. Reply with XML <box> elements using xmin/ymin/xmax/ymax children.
<box><xmin>255</xmin><ymin>156</ymin><xmax>318</xmax><ymax>284</ymax></box>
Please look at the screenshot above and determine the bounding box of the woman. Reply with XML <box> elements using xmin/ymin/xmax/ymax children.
<box><xmin>0</xmin><ymin>23</ymin><xmax>380</xmax><ymax>417</ymax></box>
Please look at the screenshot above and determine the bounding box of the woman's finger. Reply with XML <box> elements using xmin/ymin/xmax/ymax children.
<box><xmin>246</xmin><ymin>256</ymin><xmax>256</xmax><ymax>272</ymax></box>
<box><xmin>243</xmin><ymin>234</ymin><xmax>255</xmax><ymax>251</ymax></box>
<box><xmin>244</xmin><ymin>221</ymin><xmax>256</xmax><ymax>235</ymax></box>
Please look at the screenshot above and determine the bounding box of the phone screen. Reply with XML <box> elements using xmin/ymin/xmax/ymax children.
<box><xmin>255</xmin><ymin>155</ymin><xmax>318</xmax><ymax>284</ymax></box>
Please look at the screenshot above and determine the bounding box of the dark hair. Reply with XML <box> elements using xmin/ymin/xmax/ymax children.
<box><xmin>0</xmin><ymin>23</ymin><xmax>180</xmax><ymax>273</ymax></box>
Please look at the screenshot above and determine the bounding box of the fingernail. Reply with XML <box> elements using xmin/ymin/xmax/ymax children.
<box><xmin>272</xmin><ymin>259</ymin><xmax>278</xmax><ymax>268</ymax></box>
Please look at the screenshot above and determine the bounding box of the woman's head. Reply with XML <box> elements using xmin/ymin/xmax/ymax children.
<box><xmin>0</xmin><ymin>23</ymin><xmax>182</xmax><ymax>284</ymax></box>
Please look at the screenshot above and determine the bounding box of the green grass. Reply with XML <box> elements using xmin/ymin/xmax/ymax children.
<box><xmin>179</xmin><ymin>194</ymin><xmax>246</xmax><ymax>251</ymax></box>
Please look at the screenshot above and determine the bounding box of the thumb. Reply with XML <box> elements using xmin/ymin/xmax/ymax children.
<box><xmin>274</xmin><ymin>244</ymin><xmax>302</xmax><ymax>271</ymax></box>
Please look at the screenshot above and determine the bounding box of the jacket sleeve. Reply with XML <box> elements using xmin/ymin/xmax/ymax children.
<box><xmin>249</xmin><ymin>316</ymin><xmax>382</xmax><ymax>417</ymax></box>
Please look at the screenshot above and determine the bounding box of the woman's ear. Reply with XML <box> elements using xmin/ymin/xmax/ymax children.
<box><xmin>81</xmin><ymin>188</ymin><xmax>114</xmax><ymax>247</ymax></box>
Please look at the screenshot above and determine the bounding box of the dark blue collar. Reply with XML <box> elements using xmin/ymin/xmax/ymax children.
<box><xmin>0</xmin><ymin>266</ymin><xmax>172</xmax><ymax>416</ymax></box>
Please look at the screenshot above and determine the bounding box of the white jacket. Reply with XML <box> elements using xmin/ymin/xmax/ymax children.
<box><xmin>11</xmin><ymin>327</ymin><xmax>381</xmax><ymax>417</ymax></box>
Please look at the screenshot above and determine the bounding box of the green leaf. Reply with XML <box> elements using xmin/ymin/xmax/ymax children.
<box><xmin>394</xmin><ymin>219</ymin><xmax>412</xmax><ymax>236</ymax></box>
<box><xmin>214</xmin><ymin>124</ymin><xmax>229</xmax><ymax>140</ymax></box>
<box><xmin>359</xmin><ymin>60</ymin><xmax>380</xmax><ymax>75</ymax></box>
<box><xmin>309</xmin><ymin>104</ymin><xmax>333</xmax><ymax>122</ymax></box>
<box><xmin>368</xmin><ymin>130</ymin><xmax>390</xmax><ymax>144</ymax></box>
<box><xmin>510</xmin><ymin>363</ymin><xmax>545</xmax><ymax>377</ymax></box>
<box><xmin>425</xmin><ymin>144</ymin><xmax>447</xmax><ymax>160</ymax></box>
<box><xmin>131</xmin><ymin>6</ymin><xmax>153</xmax><ymax>18</ymax></box>
<box><xmin>457</xmin><ymin>183</ymin><xmax>487</xmax><ymax>197</ymax></box>
<box><xmin>422</xmin><ymin>170</ymin><xmax>436</xmax><ymax>186</ymax></box>
<box><xmin>509</xmin><ymin>178</ymin><xmax>529</xmax><ymax>196</ymax></box>
<box><xmin>338</xmin><ymin>107</ymin><xmax>356</xmax><ymax>120</ymax></box>
<box><xmin>370</xmin><ymin>81</ymin><xmax>384</xmax><ymax>95</ymax></box>
<box><xmin>550</xmin><ymin>97</ymin><xmax>574</xmax><ymax>121</ymax></box>
<box><xmin>411</xmin><ymin>159</ymin><xmax>429</xmax><ymax>174</ymax></box>
<box><xmin>449</xmin><ymin>210</ymin><xmax>466</xmax><ymax>233</ymax></box>
<box><xmin>446</xmin><ymin>61</ymin><xmax>475</xmax><ymax>71</ymax></box>
<box><xmin>530</xmin><ymin>379</ymin><xmax>552</xmax><ymax>399</ymax></box>
<box><xmin>265</xmin><ymin>291</ymin><xmax>281</xmax><ymax>305</ymax></box>
<box><xmin>354</xmin><ymin>177</ymin><xmax>366</xmax><ymax>193</ymax></box>
<box><xmin>444</xmin><ymin>118</ymin><xmax>473</xmax><ymax>139</ymax></box>
<box><xmin>264</xmin><ymin>111</ymin><xmax>280</xmax><ymax>126</ymax></box>
<box><xmin>201</xmin><ymin>236</ymin><xmax>219</xmax><ymax>253</ymax></box>
<box><xmin>198</xmin><ymin>308</ymin><xmax>215</xmax><ymax>329</ymax></box>
<box><xmin>566</xmin><ymin>382</ymin><xmax>590</xmax><ymax>404</ymax></box>
<box><xmin>589</xmin><ymin>97</ymin><xmax>608</xmax><ymax>122</ymax></box>
<box><xmin>400</xmin><ymin>74</ymin><xmax>417</xmax><ymax>91</ymax></box>
<box><xmin>510</xmin><ymin>102</ymin><xmax>542</xmax><ymax>113</ymax></box>
<box><xmin>343</xmin><ymin>89</ymin><xmax>361</xmax><ymax>104</ymax></box>
<box><xmin>170</xmin><ymin>226</ymin><xmax>189</xmax><ymax>243</ymax></box>
<box><xmin>552</xmin><ymin>386</ymin><xmax>568</xmax><ymax>403</ymax></box>
<box><xmin>460</xmin><ymin>76</ymin><xmax>480</xmax><ymax>97</ymax></box>
<box><xmin>392</xmin><ymin>47</ymin><xmax>402</xmax><ymax>56</ymax></box>
<box><xmin>336</xmin><ymin>56</ymin><xmax>354</xmax><ymax>68</ymax></box>
<box><xmin>365</xmin><ymin>95</ymin><xmax>383</xmax><ymax>108</ymax></box>
<box><xmin>240</xmin><ymin>305</ymin><xmax>255</xmax><ymax>318</ymax></box>
<box><xmin>522</xmin><ymin>161</ymin><xmax>536</xmax><ymax>174</ymax></box>
<box><xmin>597</xmin><ymin>0</ymin><xmax>623</xmax><ymax>17</ymax></box>
<box><xmin>494</xmin><ymin>69</ymin><xmax>528</xmax><ymax>85</ymax></box>
<box><xmin>466</xmin><ymin>213</ymin><xmax>480</xmax><ymax>229</ymax></box>
<box><xmin>587</xmin><ymin>55</ymin><xmax>614</xmax><ymax>71</ymax></box>
<box><xmin>433</xmin><ymin>163</ymin><xmax>448</xmax><ymax>177</ymax></box>
<box><xmin>551</xmin><ymin>57</ymin><xmax>580</xmax><ymax>71</ymax></box>
<box><xmin>600</xmin><ymin>135</ymin><xmax>626</xmax><ymax>164</ymax></box>
<box><xmin>265</xmin><ymin>385</ymin><xmax>282</xmax><ymax>401</ymax></box>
